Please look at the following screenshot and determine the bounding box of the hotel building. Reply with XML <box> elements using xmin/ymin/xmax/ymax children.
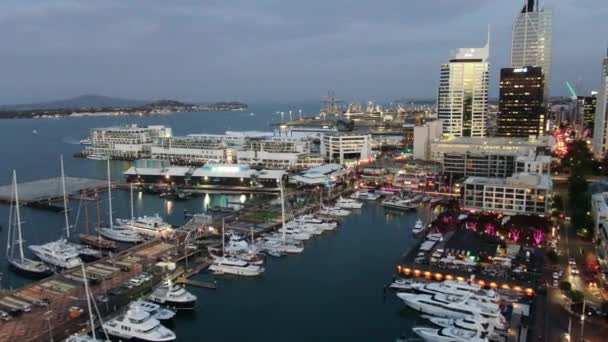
<box><xmin>85</xmin><ymin>125</ymin><xmax>172</xmax><ymax>159</ymax></box>
<box><xmin>320</xmin><ymin>133</ymin><xmax>373</xmax><ymax>165</ymax></box>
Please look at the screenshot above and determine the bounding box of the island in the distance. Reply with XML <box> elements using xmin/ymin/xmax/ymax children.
<box><xmin>0</xmin><ymin>94</ymin><xmax>248</xmax><ymax>119</ymax></box>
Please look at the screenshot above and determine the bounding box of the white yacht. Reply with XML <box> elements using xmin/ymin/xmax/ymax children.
<box><xmin>148</xmin><ymin>280</ymin><xmax>197</xmax><ymax>310</ymax></box>
<box><xmin>422</xmin><ymin>315</ymin><xmax>506</xmax><ymax>341</ymax></box>
<box><xmin>397</xmin><ymin>293</ymin><xmax>501</xmax><ymax>321</ymax></box>
<box><xmin>412</xmin><ymin>219</ymin><xmax>424</xmax><ymax>235</ymax></box>
<box><xmin>86</xmin><ymin>154</ymin><xmax>109</xmax><ymax>161</ymax></box>
<box><xmin>276</xmin><ymin>226</ymin><xmax>311</xmax><ymax>240</ymax></box>
<box><xmin>349</xmin><ymin>191</ymin><xmax>381</xmax><ymax>201</ymax></box>
<box><xmin>98</xmin><ymin>160</ymin><xmax>143</xmax><ymax>243</ymax></box>
<box><xmin>285</xmin><ymin>221</ymin><xmax>324</xmax><ymax>235</ymax></box>
<box><xmin>336</xmin><ymin>197</ymin><xmax>363</xmax><ymax>209</ymax></box>
<box><xmin>65</xmin><ymin>335</ymin><xmax>108</xmax><ymax>342</ymax></box>
<box><xmin>116</xmin><ymin>214</ymin><xmax>173</xmax><ymax>238</ymax></box>
<box><xmin>209</xmin><ymin>256</ymin><xmax>265</xmax><ymax>276</ymax></box>
<box><xmin>103</xmin><ymin>305</ymin><xmax>176</xmax><ymax>341</ymax></box>
<box><xmin>292</xmin><ymin>216</ymin><xmax>337</xmax><ymax>231</ymax></box>
<box><xmin>389</xmin><ymin>278</ymin><xmax>415</xmax><ymax>291</ymax></box>
<box><xmin>382</xmin><ymin>197</ymin><xmax>417</xmax><ymax>211</ymax></box>
<box><xmin>209</xmin><ymin>248</ymin><xmax>265</xmax><ymax>266</ymax></box>
<box><xmin>412</xmin><ymin>326</ymin><xmax>489</xmax><ymax>342</ymax></box>
<box><xmin>133</xmin><ymin>299</ymin><xmax>176</xmax><ymax>321</ymax></box>
<box><xmin>29</xmin><ymin>239</ymin><xmax>82</xmax><ymax>269</ymax></box>
<box><xmin>256</xmin><ymin>236</ymin><xmax>304</xmax><ymax>254</ymax></box>
<box><xmin>407</xmin><ymin>281</ymin><xmax>501</xmax><ymax>305</ymax></box>
<box><xmin>318</xmin><ymin>206</ymin><xmax>351</xmax><ymax>217</ymax></box>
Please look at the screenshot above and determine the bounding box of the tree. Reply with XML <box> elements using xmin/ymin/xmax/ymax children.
<box><xmin>559</xmin><ymin>281</ymin><xmax>572</xmax><ymax>293</ymax></box>
<box><xmin>563</xmin><ymin>140</ymin><xmax>594</xmax><ymax>175</ymax></box>
<box><xmin>552</xmin><ymin>194</ymin><xmax>564</xmax><ymax>212</ymax></box>
<box><xmin>546</xmin><ymin>249</ymin><xmax>558</xmax><ymax>263</ymax></box>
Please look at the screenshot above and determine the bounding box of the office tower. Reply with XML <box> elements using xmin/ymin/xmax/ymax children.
<box><xmin>511</xmin><ymin>0</ymin><xmax>553</xmax><ymax>101</ymax></box>
<box><xmin>576</xmin><ymin>93</ymin><xmax>597</xmax><ymax>137</ymax></box>
<box><xmin>437</xmin><ymin>39</ymin><xmax>489</xmax><ymax>137</ymax></box>
<box><xmin>497</xmin><ymin>66</ymin><xmax>545</xmax><ymax>137</ymax></box>
<box><xmin>593</xmin><ymin>52</ymin><xmax>608</xmax><ymax>157</ymax></box>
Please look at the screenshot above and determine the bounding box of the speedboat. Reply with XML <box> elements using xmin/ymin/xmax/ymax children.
<box><xmin>103</xmin><ymin>305</ymin><xmax>176</xmax><ymax>341</ymax></box>
<box><xmin>209</xmin><ymin>256</ymin><xmax>265</xmax><ymax>276</ymax></box>
<box><xmin>349</xmin><ymin>191</ymin><xmax>381</xmax><ymax>201</ymax></box>
<box><xmin>116</xmin><ymin>214</ymin><xmax>173</xmax><ymax>238</ymax></box>
<box><xmin>413</xmin><ymin>219</ymin><xmax>424</xmax><ymax>235</ymax></box>
<box><xmin>98</xmin><ymin>226</ymin><xmax>143</xmax><ymax>243</ymax></box>
<box><xmin>148</xmin><ymin>280</ymin><xmax>197</xmax><ymax>310</ymax></box>
<box><xmin>29</xmin><ymin>239</ymin><xmax>82</xmax><ymax>269</ymax></box>
<box><xmin>133</xmin><ymin>299</ymin><xmax>176</xmax><ymax>321</ymax></box>
<box><xmin>318</xmin><ymin>206</ymin><xmax>351</xmax><ymax>217</ymax></box>
<box><xmin>412</xmin><ymin>326</ymin><xmax>489</xmax><ymax>342</ymax></box>
<box><xmin>397</xmin><ymin>293</ymin><xmax>501</xmax><ymax>321</ymax></box>
<box><xmin>336</xmin><ymin>197</ymin><xmax>363</xmax><ymax>209</ymax></box>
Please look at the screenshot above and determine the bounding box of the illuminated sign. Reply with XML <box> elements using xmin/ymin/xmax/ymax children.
<box><xmin>513</xmin><ymin>67</ymin><xmax>528</xmax><ymax>73</ymax></box>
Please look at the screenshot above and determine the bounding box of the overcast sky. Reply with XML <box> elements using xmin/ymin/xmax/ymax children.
<box><xmin>0</xmin><ymin>0</ymin><xmax>605</xmax><ymax>104</ymax></box>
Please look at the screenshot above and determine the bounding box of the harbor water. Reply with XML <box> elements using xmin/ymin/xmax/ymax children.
<box><xmin>0</xmin><ymin>103</ymin><xmax>424</xmax><ymax>341</ymax></box>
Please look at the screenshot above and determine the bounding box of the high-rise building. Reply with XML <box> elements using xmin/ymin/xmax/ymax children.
<box><xmin>511</xmin><ymin>0</ymin><xmax>553</xmax><ymax>102</ymax></box>
<box><xmin>497</xmin><ymin>66</ymin><xmax>545</xmax><ymax>137</ymax></box>
<box><xmin>437</xmin><ymin>40</ymin><xmax>489</xmax><ymax>138</ymax></box>
<box><xmin>576</xmin><ymin>93</ymin><xmax>597</xmax><ymax>137</ymax></box>
<box><xmin>593</xmin><ymin>52</ymin><xmax>608</xmax><ymax>157</ymax></box>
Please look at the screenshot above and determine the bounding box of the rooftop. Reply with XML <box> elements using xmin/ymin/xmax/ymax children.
<box><xmin>433</xmin><ymin>136</ymin><xmax>554</xmax><ymax>147</ymax></box>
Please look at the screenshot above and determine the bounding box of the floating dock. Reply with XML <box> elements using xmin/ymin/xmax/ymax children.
<box><xmin>0</xmin><ymin>177</ymin><xmax>109</xmax><ymax>211</ymax></box>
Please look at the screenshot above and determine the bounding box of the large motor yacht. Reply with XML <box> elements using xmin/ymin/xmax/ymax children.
<box><xmin>397</xmin><ymin>292</ymin><xmax>501</xmax><ymax>321</ymax></box>
<box><xmin>103</xmin><ymin>305</ymin><xmax>176</xmax><ymax>341</ymax></box>
<box><xmin>116</xmin><ymin>214</ymin><xmax>173</xmax><ymax>238</ymax></box>
<box><xmin>29</xmin><ymin>239</ymin><xmax>82</xmax><ymax>269</ymax></box>
<box><xmin>209</xmin><ymin>256</ymin><xmax>265</xmax><ymax>276</ymax></box>
<box><xmin>148</xmin><ymin>280</ymin><xmax>197</xmax><ymax>310</ymax></box>
<box><xmin>412</xmin><ymin>326</ymin><xmax>489</xmax><ymax>342</ymax></box>
<box><xmin>132</xmin><ymin>299</ymin><xmax>176</xmax><ymax>321</ymax></box>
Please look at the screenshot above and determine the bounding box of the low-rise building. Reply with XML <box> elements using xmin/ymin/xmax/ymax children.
<box><xmin>290</xmin><ymin>163</ymin><xmax>348</xmax><ymax>186</ymax></box>
<box><xmin>150</xmin><ymin>134</ymin><xmax>237</xmax><ymax>164</ymax></box>
<box><xmin>320</xmin><ymin>132</ymin><xmax>372</xmax><ymax>165</ymax></box>
<box><xmin>463</xmin><ymin>172</ymin><xmax>552</xmax><ymax>216</ymax></box>
<box><xmin>413</xmin><ymin>120</ymin><xmax>442</xmax><ymax>160</ymax></box>
<box><xmin>84</xmin><ymin>125</ymin><xmax>172</xmax><ymax>159</ymax></box>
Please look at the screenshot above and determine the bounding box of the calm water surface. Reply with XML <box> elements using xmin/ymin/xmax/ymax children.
<box><xmin>0</xmin><ymin>103</ymin><xmax>421</xmax><ymax>341</ymax></box>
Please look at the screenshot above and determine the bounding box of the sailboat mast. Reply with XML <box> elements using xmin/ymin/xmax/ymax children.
<box><xmin>81</xmin><ymin>264</ymin><xmax>97</xmax><ymax>340</ymax></box>
<box><xmin>130</xmin><ymin>183</ymin><xmax>134</xmax><ymax>221</ymax></box>
<box><xmin>107</xmin><ymin>159</ymin><xmax>113</xmax><ymax>230</ymax></box>
<box><xmin>13</xmin><ymin>171</ymin><xmax>25</xmax><ymax>262</ymax></box>
<box><xmin>83</xmin><ymin>192</ymin><xmax>90</xmax><ymax>234</ymax></box>
<box><xmin>6</xmin><ymin>175</ymin><xmax>15</xmax><ymax>259</ymax></box>
<box><xmin>279</xmin><ymin>179</ymin><xmax>286</xmax><ymax>244</ymax></box>
<box><xmin>222</xmin><ymin>218</ymin><xmax>225</xmax><ymax>254</ymax></box>
<box><xmin>60</xmin><ymin>155</ymin><xmax>70</xmax><ymax>238</ymax></box>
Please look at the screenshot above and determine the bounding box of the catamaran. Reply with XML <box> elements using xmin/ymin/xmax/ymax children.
<box><xmin>6</xmin><ymin>170</ymin><xmax>53</xmax><ymax>278</ymax></box>
<box><xmin>98</xmin><ymin>160</ymin><xmax>143</xmax><ymax>243</ymax></box>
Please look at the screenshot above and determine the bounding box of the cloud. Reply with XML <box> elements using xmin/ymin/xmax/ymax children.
<box><xmin>0</xmin><ymin>0</ymin><xmax>604</xmax><ymax>103</ymax></box>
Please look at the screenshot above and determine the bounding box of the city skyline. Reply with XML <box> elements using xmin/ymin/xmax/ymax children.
<box><xmin>0</xmin><ymin>0</ymin><xmax>605</xmax><ymax>105</ymax></box>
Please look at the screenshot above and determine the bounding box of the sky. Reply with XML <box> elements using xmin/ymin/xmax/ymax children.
<box><xmin>0</xmin><ymin>0</ymin><xmax>605</xmax><ymax>104</ymax></box>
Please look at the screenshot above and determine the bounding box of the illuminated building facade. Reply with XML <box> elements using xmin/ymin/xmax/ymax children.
<box><xmin>511</xmin><ymin>0</ymin><xmax>553</xmax><ymax>102</ymax></box>
<box><xmin>497</xmin><ymin>66</ymin><xmax>545</xmax><ymax>137</ymax></box>
<box><xmin>438</xmin><ymin>41</ymin><xmax>489</xmax><ymax>138</ymax></box>
<box><xmin>593</xmin><ymin>51</ymin><xmax>608</xmax><ymax>157</ymax></box>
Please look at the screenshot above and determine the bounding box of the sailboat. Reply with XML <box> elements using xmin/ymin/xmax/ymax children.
<box><xmin>79</xmin><ymin>190</ymin><xmax>117</xmax><ymax>250</ymax></box>
<box><xmin>6</xmin><ymin>170</ymin><xmax>53</xmax><ymax>278</ymax></box>
<box><xmin>98</xmin><ymin>160</ymin><xmax>143</xmax><ymax>243</ymax></box>
<box><xmin>29</xmin><ymin>156</ymin><xmax>85</xmax><ymax>269</ymax></box>
<box><xmin>114</xmin><ymin>183</ymin><xmax>173</xmax><ymax>238</ymax></box>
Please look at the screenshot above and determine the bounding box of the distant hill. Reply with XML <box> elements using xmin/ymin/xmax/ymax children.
<box><xmin>0</xmin><ymin>94</ymin><xmax>148</xmax><ymax>111</ymax></box>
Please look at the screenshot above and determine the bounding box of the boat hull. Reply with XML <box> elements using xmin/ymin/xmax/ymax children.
<box><xmin>8</xmin><ymin>259</ymin><xmax>53</xmax><ymax>278</ymax></box>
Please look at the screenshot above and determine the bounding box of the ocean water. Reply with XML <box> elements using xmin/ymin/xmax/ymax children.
<box><xmin>0</xmin><ymin>102</ymin><xmax>421</xmax><ymax>341</ymax></box>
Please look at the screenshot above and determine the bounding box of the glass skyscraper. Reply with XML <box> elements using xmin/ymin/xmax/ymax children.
<box><xmin>511</xmin><ymin>0</ymin><xmax>553</xmax><ymax>102</ymax></box>
<box><xmin>438</xmin><ymin>43</ymin><xmax>489</xmax><ymax>138</ymax></box>
<box><xmin>593</xmin><ymin>52</ymin><xmax>608</xmax><ymax>157</ymax></box>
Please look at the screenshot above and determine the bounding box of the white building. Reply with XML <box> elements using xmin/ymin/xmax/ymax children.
<box><xmin>429</xmin><ymin>136</ymin><xmax>554</xmax><ymax>162</ymax></box>
<box><xmin>511</xmin><ymin>0</ymin><xmax>553</xmax><ymax>101</ymax></box>
<box><xmin>85</xmin><ymin>125</ymin><xmax>171</xmax><ymax>159</ymax></box>
<box><xmin>463</xmin><ymin>172</ymin><xmax>552</xmax><ymax>216</ymax></box>
<box><xmin>593</xmin><ymin>51</ymin><xmax>608</xmax><ymax>157</ymax></box>
<box><xmin>438</xmin><ymin>39</ymin><xmax>489</xmax><ymax>137</ymax></box>
<box><xmin>320</xmin><ymin>133</ymin><xmax>372</xmax><ymax>165</ymax></box>
<box><xmin>590</xmin><ymin>192</ymin><xmax>608</xmax><ymax>268</ymax></box>
<box><xmin>150</xmin><ymin>135</ymin><xmax>236</xmax><ymax>164</ymax></box>
<box><xmin>236</xmin><ymin>138</ymin><xmax>322</xmax><ymax>169</ymax></box>
<box><xmin>413</xmin><ymin>120</ymin><xmax>443</xmax><ymax>160</ymax></box>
